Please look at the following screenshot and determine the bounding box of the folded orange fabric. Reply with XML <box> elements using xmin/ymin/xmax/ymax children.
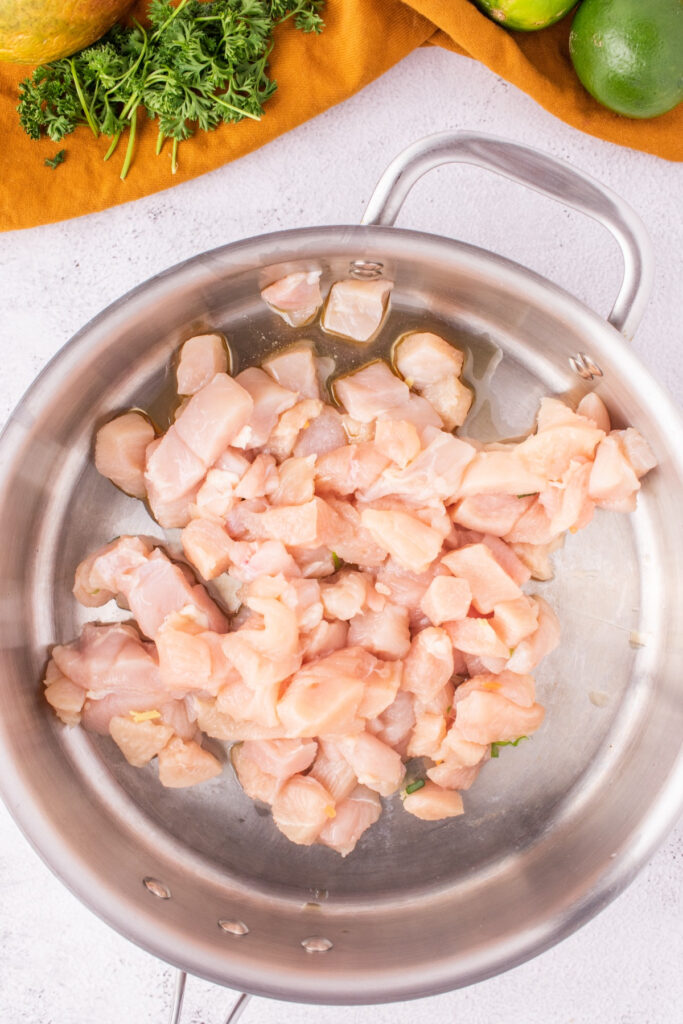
<box><xmin>0</xmin><ymin>0</ymin><xmax>680</xmax><ymax>232</ymax></box>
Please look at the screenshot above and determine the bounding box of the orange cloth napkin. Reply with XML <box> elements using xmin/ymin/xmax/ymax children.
<box><xmin>1</xmin><ymin>0</ymin><xmax>680</xmax><ymax>232</ymax></box>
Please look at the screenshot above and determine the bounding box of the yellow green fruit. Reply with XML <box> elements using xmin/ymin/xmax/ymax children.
<box><xmin>472</xmin><ymin>0</ymin><xmax>577</xmax><ymax>31</ymax></box>
<box><xmin>0</xmin><ymin>0</ymin><xmax>134</xmax><ymax>64</ymax></box>
<box><xmin>569</xmin><ymin>0</ymin><xmax>683</xmax><ymax>119</ymax></box>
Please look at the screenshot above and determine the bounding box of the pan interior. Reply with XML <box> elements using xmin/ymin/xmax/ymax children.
<box><xmin>28</xmin><ymin>243</ymin><xmax>660</xmax><ymax>905</ymax></box>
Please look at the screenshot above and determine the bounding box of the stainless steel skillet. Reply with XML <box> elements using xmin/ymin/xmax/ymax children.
<box><xmin>0</xmin><ymin>132</ymin><xmax>681</xmax><ymax>1014</ymax></box>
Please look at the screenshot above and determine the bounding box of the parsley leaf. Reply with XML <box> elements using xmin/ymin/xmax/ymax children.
<box><xmin>18</xmin><ymin>1</ymin><xmax>325</xmax><ymax>180</ymax></box>
<box><xmin>45</xmin><ymin>149</ymin><xmax>66</xmax><ymax>168</ymax></box>
<box><xmin>490</xmin><ymin>736</ymin><xmax>528</xmax><ymax>758</ymax></box>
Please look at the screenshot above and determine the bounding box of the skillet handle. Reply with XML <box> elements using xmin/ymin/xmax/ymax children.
<box><xmin>361</xmin><ymin>131</ymin><xmax>653</xmax><ymax>341</ymax></box>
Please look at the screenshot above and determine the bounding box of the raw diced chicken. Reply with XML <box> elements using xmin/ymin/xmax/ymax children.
<box><xmin>454</xmin><ymin>690</ymin><xmax>545</xmax><ymax>744</ymax></box>
<box><xmin>539</xmin><ymin>460</ymin><xmax>594</xmax><ymax>535</ymax></box>
<box><xmin>458</xmin><ymin>450</ymin><xmax>547</xmax><ymax>498</ymax></box>
<box><xmin>316</xmin><ymin>442</ymin><xmax>390</xmax><ymax>497</ymax></box>
<box><xmin>277</xmin><ymin>648</ymin><xmax>368</xmax><ymax>736</ymax></box>
<box><xmin>231</xmin><ymin>742</ymin><xmax>281</xmax><ymax>804</ymax></box>
<box><xmin>509</xmin><ymin>537</ymin><xmax>564</xmax><ymax>581</ymax></box>
<box><xmin>73</xmin><ymin>534</ymin><xmax>152</xmax><ymax>606</ymax></box>
<box><xmin>258</xmin><ymin>497</ymin><xmax>341</xmax><ymax>548</ymax></box>
<box><xmin>270</xmin><ymin>455</ymin><xmax>316</xmax><ymax>506</ymax></box>
<box><xmin>95</xmin><ymin>412</ymin><xmax>155</xmax><ymax>499</ymax></box>
<box><xmin>438</xmin><ymin>726</ymin><xmax>489</xmax><ymax>767</ymax></box>
<box><xmin>394</xmin><ymin>332</ymin><xmax>465</xmax><ymax>385</ymax></box>
<box><xmin>318</xmin><ymin>785</ymin><xmax>382</xmax><ymax>856</ymax></box>
<box><xmin>233</xmin><ymin>368</ymin><xmax>298</xmax><ymax>449</ymax></box>
<box><xmin>338</xmin><ymin>732</ymin><xmax>405</xmax><ymax>796</ymax></box>
<box><xmin>175</xmin><ymin>373</ymin><xmax>254</xmax><ymax>465</ymax></box>
<box><xmin>348</xmin><ymin>603</ymin><xmax>411</xmax><ymax>659</ymax></box>
<box><xmin>309</xmin><ymin>738</ymin><xmax>358</xmax><ymax>801</ymax></box>
<box><xmin>145</xmin><ymin>428</ymin><xmax>206</xmax><ymax>512</ymax></box>
<box><xmin>403</xmin><ymin>782</ymin><xmax>464</xmax><ymax>821</ymax></box>
<box><xmin>323</xmin><ymin>279</ymin><xmax>393</xmax><ymax>342</ymax></box>
<box><xmin>271</xmin><ymin>775</ymin><xmax>335</xmax><ymax>845</ymax></box>
<box><xmin>181</xmin><ymin>518</ymin><xmax>236</xmax><ymax>580</ymax></box>
<box><xmin>372</xmin><ymin>418</ymin><xmax>421</xmax><ymax>468</ymax></box>
<box><xmin>361</xmin><ymin>431</ymin><xmax>476</xmax><ymax>505</ymax></box>
<box><xmin>507</xmin><ymin>597</ymin><xmax>560</xmax><ymax>673</ymax></box>
<box><xmin>490</xmin><ymin>596</ymin><xmax>539</xmax><ymax>648</ymax></box>
<box><xmin>261</xmin><ymin>271</ymin><xmax>323</xmax><ymax>328</ymax></box>
<box><xmin>301</xmin><ymin>619</ymin><xmax>349</xmax><ymax>661</ymax></box>
<box><xmin>589</xmin><ymin>435</ymin><xmax>640</xmax><ymax>503</ymax></box>
<box><xmin>43</xmin><ymin>670</ymin><xmax>86</xmax><ymax>725</ymax></box>
<box><xmin>453</xmin><ymin>670</ymin><xmax>536</xmax><ymax>709</ymax></box>
<box><xmin>334</xmin><ymin>362</ymin><xmax>410</xmax><ymax>422</ymax></box>
<box><xmin>357</xmin><ymin>660</ymin><xmax>403</xmax><ymax>719</ymax></box>
<box><xmin>235</xmin><ymin>453</ymin><xmax>278</xmax><ymax>499</ymax></box>
<box><xmin>293</xmin><ymin>406</ymin><xmax>347</xmax><ymax>457</ymax></box>
<box><xmin>427</xmin><ymin>761</ymin><xmax>481</xmax><ymax>790</ymax></box>
<box><xmin>109</xmin><ymin>715</ymin><xmax>174</xmax><ymax>767</ymax></box>
<box><xmin>240</xmin><ymin>738</ymin><xmax>317</xmax><ymax>779</ymax></box>
<box><xmin>445</xmin><ymin>617</ymin><xmax>510</xmax><ymax>659</ymax></box>
<box><xmin>614</xmin><ymin>428</ymin><xmax>657</xmax><ymax>478</ymax></box>
<box><xmin>453</xmin><ymin>493</ymin><xmax>534</xmax><ymax>537</ymax></box>
<box><xmin>516</xmin><ymin>414</ymin><xmax>604</xmax><ymax>480</ymax></box>
<box><xmin>480</xmin><ymin>534</ymin><xmax>532</xmax><ymax>586</ymax></box>
<box><xmin>263</xmin><ymin>343</ymin><xmax>320</xmax><ymax>399</ymax></box>
<box><xmin>324</xmin><ymin>498</ymin><xmax>389</xmax><ymax>568</ymax></box>
<box><xmin>157</xmin><ymin>736</ymin><xmax>222</xmax><ymax>788</ymax></box>
<box><xmin>360</xmin><ymin>509</ymin><xmax>443</xmax><ymax>573</ymax></box>
<box><xmin>127</xmin><ymin>549</ymin><xmax>229</xmax><ymax>637</ymax></box>
<box><xmin>407</xmin><ymin>711</ymin><xmax>446</xmax><ymax>759</ymax></box>
<box><xmin>577</xmin><ymin>393</ymin><xmax>610</xmax><ymax>433</ymax></box>
<box><xmin>320</xmin><ymin>571</ymin><xmax>371</xmax><ymax>621</ymax></box>
<box><xmin>267</xmin><ymin>400</ymin><xmax>323</xmax><ymax>460</ymax></box>
<box><xmin>442</xmin><ymin>543</ymin><xmax>522</xmax><ymax>613</ymax></box>
<box><xmin>402</xmin><ymin>627</ymin><xmax>454</xmax><ymax>703</ymax></box>
<box><xmin>370</xmin><ymin>689</ymin><xmax>415</xmax><ymax>754</ymax></box>
<box><xmin>176</xmin><ymin>335</ymin><xmax>228</xmax><ymax>395</ymax></box>
<box><xmin>421</xmin><ymin>376</ymin><xmax>473</xmax><ymax>430</ymax></box>
<box><xmin>420</xmin><ymin>576</ymin><xmax>471</xmax><ymax>626</ymax></box>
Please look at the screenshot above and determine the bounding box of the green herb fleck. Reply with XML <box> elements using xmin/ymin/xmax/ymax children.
<box><xmin>516</xmin><ymin>492</ymin><xmax>538</xmax><ymax>499</ymax></box>
<box><xmin>491</xmin><ymin>736</ymin><xmax>528</xmax><ymax>758</ymax></box>
<box><xmin>331</xmin><ymin>551</ymin><xmax>343</xmax><ymax>572</ymax></box>
<box><xmin>18</xmin><ymin>0</ymin><xmax>325</xmax><ymax>180</ymax></box>
<box><xmin>44</xmin><ymin>149</ymin><xmax>66</xmax><ymax>168</ymax></box>
<box><xmin>405</xmin><ymin>779</ymin><xmax>425</xmax><ymax>795</ymax></box>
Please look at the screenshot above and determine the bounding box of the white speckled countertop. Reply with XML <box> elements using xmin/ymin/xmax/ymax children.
<box><xmin>0</xmin><ymin>45</ymin><xmax>681</xmax><ymax>1024</ymax></box>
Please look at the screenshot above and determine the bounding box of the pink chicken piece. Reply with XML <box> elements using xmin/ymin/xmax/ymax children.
<box><xmin>507</xmin><ymin>596</ymin><xmax>560</xmax><ymax>673</ymax></box>
<box><xmin>480</xmin><ymin>534</ymin><xmax>532</xmax><ymax>586</ymax></box>
<box><xmin>95</xmin><ymin>411</ymin><xmax>155</xmax><ymax>500</ymax></box>
<box><xmin>174</xmin><ymin>373</ymin><xmax>255</xmax><ymax>466</ymax></box>
<box><xmin>43</xmin><ymin>661</ymin><xmax>86</xmax><ymax>726</ymax></box>
<box><xmin>509</xmin><ymin>537</ymin><xmax>564</xmax><ymax>582</ymax></box>
<box><xmin>539</xmin><ymin>460</ymin><xmax>594</xmax><ymax>535</ymax></box>
<box><xmin>109</xmin><ymin>715</ymin><xmax>175</xmax><ymax>767</ymax></box>
<box><xmin>357</xmin><ymin>660</ymin><xmax>403</xmax><ymax>720</ymax></box>
<box><xmin>232</xmin><ymin>743</ymin><xmax>281</xmax><ymax>804</ymax></box>
<box><xmin>309</xmin><ymin>738</ymin><xmax>358</xmax><ymax>801</ymax></box>
<box><xmin>73</xmin><ymin>534</ymin><xmax>153</xmax><ymax>607</ymax></box>
<box><xmin>420</xmin><ymin>576</ymin><xmax>472</xmax><ymax>626</ymax></box>
<box><xmin>176</xmin><ymin>335</ymin><xmax>228</xmax><ymax>395</ymax></box>
<box><xmin>333</xmin><ymin>362</ymin><xmax>410</xmax><ymax>423</ymax></box>
<box><xmin>155</xmin><ymin>609</ymin><xmax>236</xmax><ymax>696</ymax></box>
<box><xmin>402</xmin><ymin>627</ymin><xmax>454</xmax><ymax>703</ymax></box>
<box><xmin>240</xmin><ymin>738</ymin><xmax>317</xmax><ymax>779</ymax></box>
<box><xmin>504</xmin><ymin>497</ymin><xmax>558</xmax><ymax>546</ymax></box>
<box><xmin>272</xmin><ymin>774</ymin><xmax>336</xmax><ymax>845</ymax></box>
<box><xmin>361</xmin><ymin>430</ymin><xmax>476</xmax><ymax>505</ymax></box>
<box><xmin>266</xmin><ymin>401</ymin><xmax>323</xmax><ymax>461</ymax></box>
<box><xmin>394</xmin><ymin>331</ymin><xmax>464</xmax><ymax>387</ymax></box>
<box><xmin>193</xmin><ymin>695</ymin><xmax>281</xmax><ymax>742</ymax></box>
<box><xmin>490</xmin><ymin>596</ymin><xmax>539</xmax><ymax>648</ymax></box>
<box><xmin>516</xmin><ymin>406</ymin><xmax>604</xmax><ymax>480</ymax></box>
<box><xmin>215</xmin><ymin>676</ymin><xmax>282</xmax><ymax>730</ymax></box>
<box><xmin>145</xmin><ymin>431</ymin><xmax>206</xmax><ymax>527</ymax></box>
<box><xmin>452</xmin><ymin>493</ymin><xmax>535</xmax><ymax>537</ymax></box>
<box><xmin>427</xmin><ymin>761</ymin><xmax>481</xmax><ymax>791</ymax></box>
<box><xmin>458</xmin><ymin>450</ymin><xmax>547</xmax><ymax>499</ymax></box>
<box><xmin>270</xmin><ymin>455</ymin><xmax>316</xmax><ymax>506</ymax></box>
<box><xmin>320</xmin><ymin>570</ymin><xmax>374</xmax><ymax>621</ymax></box>
<box><xmin>157</xmin><ymin>736</ymin><xmax>222</xmax><ymax>788</ymax></box>
<box><xmin>234</xmin><ymin>453</ymin><xmax>278</xmax><ymax>499</ymax></box>
<box><xmin>277</xmin><ymin>647</ymin><xmax>373</xmax><ymax>737</ymax></box>
<box><xmin>315</xmin><ymin>442</ymin><xmax>390</xmax><ymax>497</ymax></box>
<box><xmin>51</xmin><ymin>623</ymin><xmax>173</xmax><ymax>735</ymax></box>
<box><xmin>438</xmin><ymin>725</ymin><xmax>489</xmax><ymax>767</ymax></box>
<box><xmin>403</xmin><ymin>782</ymin><xmax>464</xmax><ymax>821</ymax></box>
<box><xmin>421</xmin><ymin>376</ymin><xmax>473</xmax><ymax>431</ymax></box>
<box><xmin>370</xmin><ymin>689</ymin><xmax>416</xmax><ymax>755</ymax></box>
<box><xmin>323</xmin><ymin>498</ymin><xmax>388</xmax><ymax>568</ymax></box>
<box><xmin>348</xmin><ymin>602</ymin><xmax>411</xmax><ymax>660</ymax></box>
<box><xmin>407</xmin><ymin>710</ymin><xmax>446</xmax><ymax>759</ymax></box>
<box><xmin>445</xmin><ymin>617</ymin><xmax>510</xmax><ymax>659</ymax></box>
<box><xmin>301</xmin><ymin>619</ymin><xmax>349</xmax><ymax>662</ymax></box>
<box><xmin>614</xmin><ymin>428</ymin><xmax>657</xmax><ymax>478</ymax></box>
<box><xmin>262</xmin><ymin>343</ymin><xmax>320</xmax><ymax>399</ymax></box>
<box><xmin>232</xmin><ymin>367</ymin><xmax>298</xmax><ymax>450</ymax></box>
<box><xmin>181</xmin><ymin>518</ymin><xmax>237</xmax><ymax>580</ymax></box>
<box><xmin>127</xmin><ymin>549</ymin><xmax>228</xmax><ymax>638</ymax></box>
<box><xmin>577</xmin><ymin>393</ymin><xmax>611</xmax><ymax>433</ymax></box>
<box><xmin>257</xmin><ymin>496</ymin><xmax>341</xmax><ymax>549</ymax></box>
<box><xmin>261</xmin><ymin>271</ymin><xmax>323</xmax><ymax>328</ymax></box>
<box><xmin>441</xmin><ymin>543</ymin><xmax>522</xmax><ymax>614</ymax></box>
<box><xmin>589</xmin><ymin>435</ymin><xmax>641</xmax><ymax>504</ymax></box>
<box><xmin>453</xmin><ymin>670</ymin><xmax>536</xmax><ymax>709</ymax></box>
<box><xmin>455</xmin><ymin>689</ymin><xmax>545</xmax><ymax>745</ymax></box>
<box><xmin>293</xmin><ymin>406</ymin><xmax>347</xmax><ymax>458</ymax></box>
<box><xmin>322</xmin><ymin>278</ymin><xmax>393</xmax><ymax>342</ymax></box>
<box><xmin>338</xmin><ymin>732</ymin><xmax>406</xmax><ymax>796</ymax></box>
<box><xmin>318</xmin><ymin>785</ymin><xmax>382</xmax><ymax>856</ymax></box>
<box><xmin>373</xmin><ymin>419</ymin><xmax>421</xmax><ymax>468</ymax></box>
<box><xmin>360</xmin><ymin>508</ymin><xmax>443</xmax><ymax>573</ymax></box>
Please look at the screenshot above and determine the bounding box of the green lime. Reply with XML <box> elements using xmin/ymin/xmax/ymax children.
<box><xmin>472</xmin><ymin>1</ymin><xmax>577</xmax><ymax>31</ymax></box>
<box><xmin>569</xmin><ymin>0</ymin><xmax>683</xmax><ymax>119</ymax></box>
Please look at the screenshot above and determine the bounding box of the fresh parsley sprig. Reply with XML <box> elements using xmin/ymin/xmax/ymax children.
<box><xmin>18</xmin><ymin>0</ymin><xmax>324</xmax><ymax>180</ymax></box>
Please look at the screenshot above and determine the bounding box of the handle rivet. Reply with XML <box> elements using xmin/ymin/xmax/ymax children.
<box><xmin>218</xmin><ymin>919</ymin><xmax>250</xmax><ymax>936</ymax></box>
<box><xmin>143</xmin><ymin>877</ymin><xmax>171</xmax><ymax>899</ymax></box>
<box><xmin>302</xmin><ymin>936</ymin><xmax>333</xmax><ymax>953</ymax></box>
<box><xmin>570</xmin><ymin>352</ymin><xmax>603</xmax><ymax>380</ymax></box>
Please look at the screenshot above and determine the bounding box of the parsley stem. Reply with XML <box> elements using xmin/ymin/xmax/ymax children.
<box><xmin>120</xmin><ymin>105</ymin><xmax>139</xmax><ymax>181</ymax></box>
<box><xmin>171</xmin><ymin>137</ymin><xmax>179</xmax><ymax>174</ymax></box>
<box><xmin>103</xmin><ymin>132</ymin><xmax>121</xmax><ymax>161</ymax></box>
<box><xmin>156</xmin><ymin>130</ymin><xmax>164</xmax><ymax>156</ymax></box>
<box><xmin>70</xmin><ymin>59</ymin><xmax>99</xmax><ymax>138</ymax></box>
<box><xmin>151</xmin><ymin>0</ymin><xmax>193</xmax><ymax>42</ymax></box>
<box><xmin>212</xmin><ymin>94</ymin><xmax>261</xmax><ymax>121</ymax></box>
<box><xmin>106</xmin><ymin>23</ymin><xmax>149</xmax><ymax>96</ymax></box>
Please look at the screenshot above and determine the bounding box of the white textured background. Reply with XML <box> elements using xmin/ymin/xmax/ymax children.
<box><xmin>0</xmin><ymin>46</ymin><xmax>681</xmax><ymax>1024</ymax></box>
